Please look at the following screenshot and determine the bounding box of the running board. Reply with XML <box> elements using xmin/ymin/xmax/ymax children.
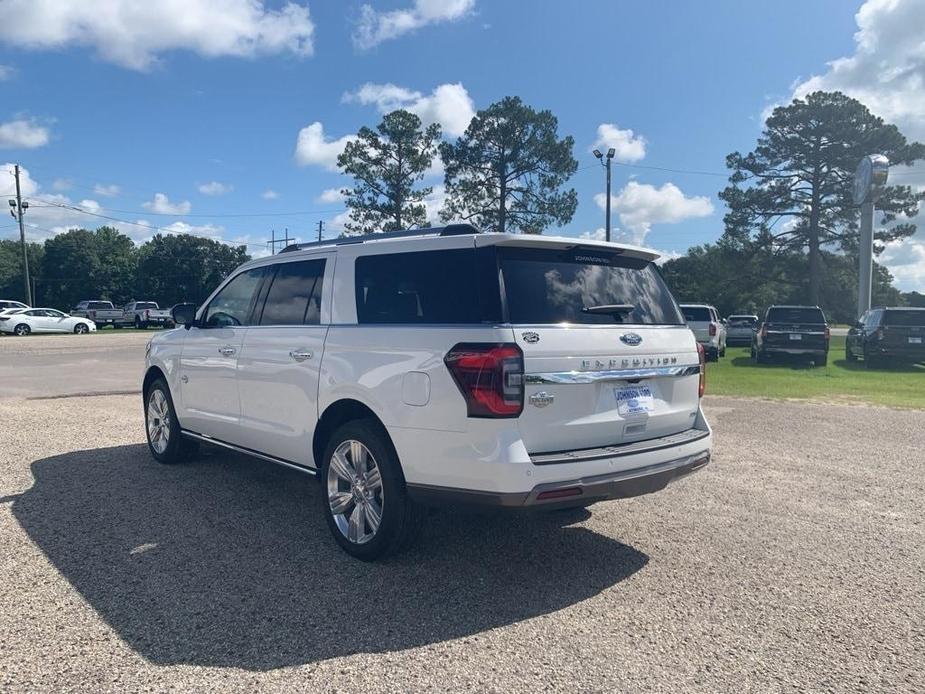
<box><xmin>180</xmin><ymin>430</ymin><xmax>317</xmax><ymax>476</ymax></box>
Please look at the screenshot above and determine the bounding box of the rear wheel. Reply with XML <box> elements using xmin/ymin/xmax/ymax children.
<box><xmin>135</xmin><ymin>317</ymin><xmax>143</xmax><ymax>329</ymax></box>
<box><xmin>846</xmin><ymin>343</ymin><xmax>857</xmax><ymax>362</ymax></box>
<box><xmin>13</xmin><ymin>323</ymin><xmax>30</xmax><ymax>337</ymax></box>
<box><xmin>74</xmin><ymin>323</ymin><xmax>89</xmax><ymax>334</ymax></box>
<box><xmin>320</xmin><ymin>419</ymin><xmax>423</xmax><ymax>560</ymax></box>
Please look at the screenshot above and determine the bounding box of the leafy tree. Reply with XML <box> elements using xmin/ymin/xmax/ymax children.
<box><xmin>440</xmin><ymin>96</ymin><xmax>578</xmax><ymax>234</ymax></box>
<box><xmin>0</xmin><ymin>239</ymin><xmax>43</xmax><ymax>304</ymax></box>
<box><xmin>338</xmin><ymin>109</ymin><xmax>441</xmax><ymax>234</ymax></box>
<box><xmin>720</xmin><ymin>91</ymin><xmax>925</xmax><ymax>305</ymax></box>
<box><xmin>901</xmin><ymin>291</ymin><xmax>925</xmax><ymax>308</ymax></box>
<box><xmin>41</xmin><ymin>227</ymin><xmax>136</xmax><ymax>308</ymax></box>
<box><xmin>135</xmin><ymin>233</ymin><xmax>250</xmax><ymax>306</ymax></box>
<box><xmin>660</xmin><ymin>242</ymin><xmax>900</xmax><ymax>323</ymax></box>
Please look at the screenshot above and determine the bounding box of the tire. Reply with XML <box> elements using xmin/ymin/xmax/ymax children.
<box><xmin>719</xmin><ymin>346</ymin><xmax>726</xmax><ymax>358</ymax></box>
<box><xmin>707</xmin><ymin>348</ymin><xmax>719</xmax><ymax>362</ymax></box>
<box><xmin>320</xmin><ymin>419</ymin><xmax>424</xmax><ymax>560</ymax></box>
<box><xmin>753</xmin><ymin>348</ymin><xmax>767</xmax><ymax>364</ymax></box>
<box><xmin>13</xmin><ymin>323</ymin><xmax>30</xmax><ymax>337</ymax></box>
<box><xmin>864</xmin><ymin>350</ymin><xmax>879</xmax><ymax>369</ymax></box>
<box><xmin>74</xmin><ymin>323</ymin><xmax>90</xmax><ymax>334</ymax></box>
<box><xmin>135</xmin><ymin>317</ymin><xmax>143</xmax><ymax>329</ymax></box>
<box><xmin>846</xmin><ymin>344</ymin><xmax>857</xmax><ymax>362</ymax></box>
<box><xmin>144</xmin><ymin>379</ymin><xmax>197</xmax><ymax>464</ymax></box>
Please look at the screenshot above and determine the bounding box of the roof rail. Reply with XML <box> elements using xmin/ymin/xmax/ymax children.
<box><xmin>280</xmin><ymin>223</ymin><xmax>480</xmax><ymax>253</ymax></box>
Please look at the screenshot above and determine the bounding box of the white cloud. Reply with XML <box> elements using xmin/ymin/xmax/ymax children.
<box><xmin>198</xmin><ymin>181</ymin><xmax>233</xmax><ymax>196</ymax></box>
<box><xmin>595</xmin><ymin>181</ymin><xmax>714</xmax><ymax>244</ymax></box>
<box><xmin>592</xmin><ymin>123</ymin><xmax>647</xmax><ymax>163</ymax></box>
<box><xmin>0</xmin><ymin>0</ymin><xmax>315</xmax><ymax>71</ymax></box>
<box><xmin>353</xmin><ymin>0</ymin><xmax>475</xmax><ymax>49</ymax></box>
<box><xmin>344</xmin><ymin>82</ymin><xmax>475</xmax><ymax>136</ymax></box>
<box><xmin>93</xmin><ymin>183</ymin><xmax>120</xmax><ymax>197</ymax></box>
<box><xmin>580</xmin><ymin>228</ymin><xmax>606</xmax><ymax>242</ymax></box>
<box><xmin>294</xmin><ymin>122</ymin><xmax>356</xmax><ymax>170</ymax></box>
<box><xmin>316</xmin><ymin>188</ymin><xmax>345</xmax><ymax>204</ymax></box>
<box><xmin>143</xmin><ymin>193</ymin><xmax>192</xmax><ymax>215</ymax></box>
<box><xmin>0</xmin><ymin>65</ymin><xmax>15</xmax><ymax>80</ymax></box>
<box><xmin>261</xmin><ymin>189</ymin><xmax>279</xmax><ymax>200</ymax></box>
<box><xmin>52</xmin><ymin>178</ymin><xmax>72</xmax><ymax>191</ymax></box>
<box><xmin>880</xmin><ymin>236</ymin><xmax>925</xmax><ymax>291</ymax></box>
<box><xmin>0</xmin><ymin>119</ymin><xmax>50</xmax><ymax>149</ymax></box>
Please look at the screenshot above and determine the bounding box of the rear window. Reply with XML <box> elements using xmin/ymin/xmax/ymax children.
<box><xmin>134</xmin><ymin>302</ymin><xmax>158</xmax><ymax>310</ymax></box>
<box><xmin>681</xmin><ymin>306</ymin><xmax>712</xmax><ymax>322</ymax></box>
<box><xmin>884</xmin><ymin>309</ymin><xmax>925</xmax><ymax>327</ymax></box>
<box><xmin>499</xmin><ymin>247</ymin><xmax>683</xmax><ymax>325</ymax></box>
<box><xmin>88</xmin><ymin>301</ymin><xmax>112</xmax><ymax>309</ymax></box>
<box><xmin>767</xmin><ymin>307</ymin><xmax>826</xmax><ymax>324</ymax></box>
<box><xmin>355</xmin><ymin>249</ymin><xmax>488</xmax><ymax>324</ymax></box>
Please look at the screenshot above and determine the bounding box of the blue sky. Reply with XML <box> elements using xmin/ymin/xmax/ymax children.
<box><xmin>1</xmin><ymin>0</ymin><xmax>922</xmax><ymax>288</ymax></box>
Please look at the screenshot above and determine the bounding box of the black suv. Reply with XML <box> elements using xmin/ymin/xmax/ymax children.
<box><xmin>752</xmin><ymin>305</ymin><xmax>829</xmax><ymax>365</ymax></box>
<box><xmin>846</xmin><ymin>307</ymin><xmax>925</xmax><ymax>367</ymax></box>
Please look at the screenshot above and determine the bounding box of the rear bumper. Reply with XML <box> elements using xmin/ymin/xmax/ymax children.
<box><xmin>761</xmin><ymin>345</ymin><xmax>827</xmax><ymax>356</ymax></box>
<box><xmin>866</xmin><ymin>345</ymin><xmax>925</xmax><ymax>360</ymax></box>
<box><xmin>408</xmin><ymin>450</ymin><xmax>710</xmax><ymax>509</ymax></box>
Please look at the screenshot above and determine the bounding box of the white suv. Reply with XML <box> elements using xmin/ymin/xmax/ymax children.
<box><xmin>143</xmin><ymin>225</ymin><xmax>711</xmax><ymax>559</ymax></box>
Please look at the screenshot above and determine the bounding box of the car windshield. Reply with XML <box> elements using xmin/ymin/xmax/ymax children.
<box><xmin>681</xmin><ymin>306</ymin><xmax>712</xmax><ymax>322</ymax></box>
<box><xmin>499</xmin><ymin>247</ymin><xmax>684</xmax><ymax>325</ymax></box>
<box><xmin>767</xmin><ymin>307</ymin><xmax>826</xmax><ymax>324</ymax></box>
<box><xmin>883</xmin><ymin>309</ymin><xmax>925</xmax><ymax>327</ymax></box>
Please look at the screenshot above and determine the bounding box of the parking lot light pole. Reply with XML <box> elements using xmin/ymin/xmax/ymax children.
<box><xmin>853</xmin><ymin>155</ymin><xmax>889</xmax><ymax>318</ymax></box>
<box><xmin>593</xmin><ymin>148</ymin><xmax>616</xmax><ymax>242</ymax></box>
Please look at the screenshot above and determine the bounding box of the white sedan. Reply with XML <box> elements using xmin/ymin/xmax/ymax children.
<box><xmin>0</xmin><ymin>308</ymin><xmax>97</xmax><ymax>336</ymax></box>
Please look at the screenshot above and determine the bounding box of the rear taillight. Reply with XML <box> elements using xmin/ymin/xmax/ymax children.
<box><xmin>824</xmin><ymin>326</ymin><xmax>830</xmax><ymax>341</ymax></box>
<box><xmin>444</xmin><ymin>343</ymin><xmax>524</xmax><ymax>418</ymax></box>
<box><xmin>145</xmin><ymin>309</ymin><xmax>150</xmax><ymax>319</ymax></box>
<box><xmin>697</xmin><ymin>343</ymin><xmax>706</xmax><ymax>398</ymax></box>
<box><xmin>875</xmin><ymin>327</ymin><xmax>884</xmax><ymax>341</ymax></box>
<box><xmin>760</xmin><ymin>324</ymin><xmax>768</xmax><ymax>339</ymax></box>
<box><xmin>88</xmin><ymin>310</ymin><xmax>95</xmax><ymax>318</ymax></box>
<box><xmin>709</xmin><ymin>323</ymin><xmax>717</xmax><ymax>337</ymax></box>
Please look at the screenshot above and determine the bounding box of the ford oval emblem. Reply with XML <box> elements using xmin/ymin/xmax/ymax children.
<box><xmin>620</xmin><ymin>332</ymin><xmax>643</xmax><ymax>346</ymax></box>
<box><xmin>522</xmin><ymin>331</ymin><xmax>540</xmax><ymax>344</ymax></box>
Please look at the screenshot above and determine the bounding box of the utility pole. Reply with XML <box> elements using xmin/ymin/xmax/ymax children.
<box><xmin>9</xmin><ymin>165</ymin><xmax>33</xmax><ymax>305</ymax></box>
<box><xmin>853</xmin><ymin>155</ymin><xmax>889</xmax><ymax>317</ymax></box>
<box><xmin>266</xmin><ymin>227</ymin><xmax>294</xmax><ymax>254</ymax></box>
<box><xmin>593</xmin><ymin>148</ymin><xmax>616</xmax><ymax>242</ymax></box>
<box><xmin>317</xmin><ymin>220</ymin><xmax>324</xmax><ymax>242</ymax></box>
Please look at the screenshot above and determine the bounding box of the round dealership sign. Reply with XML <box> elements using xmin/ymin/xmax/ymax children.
<box><xmin>853</xmin><ymin>154</ymin><xmax>890</xmax><ymax>205</ymax></box>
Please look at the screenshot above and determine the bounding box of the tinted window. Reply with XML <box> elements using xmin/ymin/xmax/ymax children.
<box><xmin>258</xmin><ymin>259</ymin><xmax>325</xmax><ymax>326</ymax></box>
<box><xmin>767</xmin><ymin>307</ymin><xmax>826</xmax><ymax>324</ymax></box>
<box><xmin>681</xmin><ymin>306</ymin><xmax>712</xmax><ymax>322</ymax></box>
<box><xmin>355</xmin><ymin>249</ymin><xmax>483</xmax><ymax>324</ymax></box>
<box><xmin>88</xmin><ymin>301</ymin><xmax>112</xmax><ymax>310</ymax></box>
<box><xmin>728</xmin><ymin>315</ymin><xmax>758</xmax><ymax>326</ymax></box>
<box><xmin>205</xmin><ymin>267</ymin><xmax>265</xmax><ymax>327</ymax></box>
<box><xmin>884</xmin><ymin>309</ymin><xmax>925</xmax><ymax>327</ymax></box>
<box><xmin>134</xmin><ymin>302</ymin><xmax>158</xmax><ymax>310</ymax></box>
<box><xmin>500</xmin><ymin>248</ymin><xmax>683</xmax><ymax>325</ymax></box>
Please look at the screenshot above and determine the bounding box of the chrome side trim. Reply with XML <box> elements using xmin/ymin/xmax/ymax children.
<box><xmin>525</xmin><ymin>364</ymin><xmax>700</xmax><ymax>384</ymax></box>
<box><xmin>180</xmin><ymin>430</ymin><xmax>317</xmax><ymax>476</ymax></box>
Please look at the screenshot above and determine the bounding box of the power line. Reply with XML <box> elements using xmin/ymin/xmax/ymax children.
<box><xmin>23</xmin><ymin>199</ymin><xmax>268</xmax><ymax>249</ymax></box>
<box><xmin>26</xmin><ymin>201</ymin><xmax>347</xmax><ymax>219</ymax></box>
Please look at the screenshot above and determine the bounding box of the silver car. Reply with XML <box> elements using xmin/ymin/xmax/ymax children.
<box><xmin>726</xmin><ymin>314</ymin><xmax>759</xmax><ymax>346</ymax></box>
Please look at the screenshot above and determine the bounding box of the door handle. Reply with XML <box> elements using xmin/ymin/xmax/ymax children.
<box><xmin>218</xmin><ymin>345</ymin><xmax>236</xmax><ymax>357</ymax></box>
<box><xmin>289</xmin><ymin>349</ymin><xmax>313</xmax><ymax>362</ymax></box>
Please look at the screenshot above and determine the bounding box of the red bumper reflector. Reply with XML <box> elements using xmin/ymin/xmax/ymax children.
<box><xmin>536</xmin><ymin>487</ymin><xmax>582</xmax><ymax>501</ymax></box>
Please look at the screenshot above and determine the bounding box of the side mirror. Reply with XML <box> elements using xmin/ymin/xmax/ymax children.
<box><xmin>171</xmin><ymin>303</ymin><xmax>198</xmax><ymax>329</ymax></box>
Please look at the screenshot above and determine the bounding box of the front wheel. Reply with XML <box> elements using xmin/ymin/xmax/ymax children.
<box><xmin>74</xmin><ymin>323</ymin><xmax>90</xmax><ymax>334</ymax></box>
<box><xmin>321</xmin><ymin>419</ymin><xmax>423</xmax><ymax>560</ymax></box>
<box><xmin>145</xmin><ymin>379</ymin><xmax>196</xmax><ymax>463</ymax></box>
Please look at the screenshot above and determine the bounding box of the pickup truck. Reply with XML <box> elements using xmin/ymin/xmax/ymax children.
<box><xmin>117</xmin><ymin>301</ymin><xmax>174</xmax><ymax>329</ymax></box>
<box><xmin>71</xmin><ymin>300</ymin><xmax>123</xmax><ymax>328</ymax></box>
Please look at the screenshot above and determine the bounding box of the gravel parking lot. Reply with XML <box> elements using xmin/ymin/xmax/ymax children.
<box><xmin>0</xmin><ymin>335</ymin><xmax>922</xmax><ymax>692</ymax></box>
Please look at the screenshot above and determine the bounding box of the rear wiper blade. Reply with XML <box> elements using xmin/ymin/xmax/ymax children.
<box><xmin>581</xmin><ymin>304</ymin><xmax>635</xmax><ymax>315</ymax></box>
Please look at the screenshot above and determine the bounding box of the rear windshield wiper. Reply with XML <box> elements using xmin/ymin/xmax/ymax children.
<box><xmin>581</xmin><ymin>304</ymin><xmax>635</xmax><ymax>315</ymax></box>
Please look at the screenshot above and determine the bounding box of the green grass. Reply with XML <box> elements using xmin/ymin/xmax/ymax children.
<box><xmin>707</xmin><ymin>336</ymin><xmax>925</xmax><ymax>409</ymax></box>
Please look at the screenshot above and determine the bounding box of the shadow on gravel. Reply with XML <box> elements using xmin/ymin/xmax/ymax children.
<box><xmin>13</xmin><ymin>444</ymin><xmax>648</xmax><ymax>670</ymax></box>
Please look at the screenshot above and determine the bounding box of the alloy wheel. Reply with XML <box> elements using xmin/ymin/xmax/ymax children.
<box><xmin>327</xmin><ymin>439</ymin><xmax>384</xmax><ymax>545</ymax></box>
<box><xmin>146</xmin><ymin>389</ymin><xmax>171</xmax><ymax>454</ymax></box>
<box><xmin>75</xmin><ymin>323</ymin><xmax>89</xmax><ymax>334</ymax></box>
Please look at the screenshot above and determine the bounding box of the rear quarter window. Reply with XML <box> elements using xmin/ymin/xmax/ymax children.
<box><xmin>355</xmin><ymin>248</ymin><xmax>491</xmax><ymax>324</ymax></box>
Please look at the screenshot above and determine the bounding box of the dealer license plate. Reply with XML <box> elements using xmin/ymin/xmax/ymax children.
<box><xmin>615</xmin><ymin>384</ymin><xmax>654</xmax><ymax>417</ymax></box>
